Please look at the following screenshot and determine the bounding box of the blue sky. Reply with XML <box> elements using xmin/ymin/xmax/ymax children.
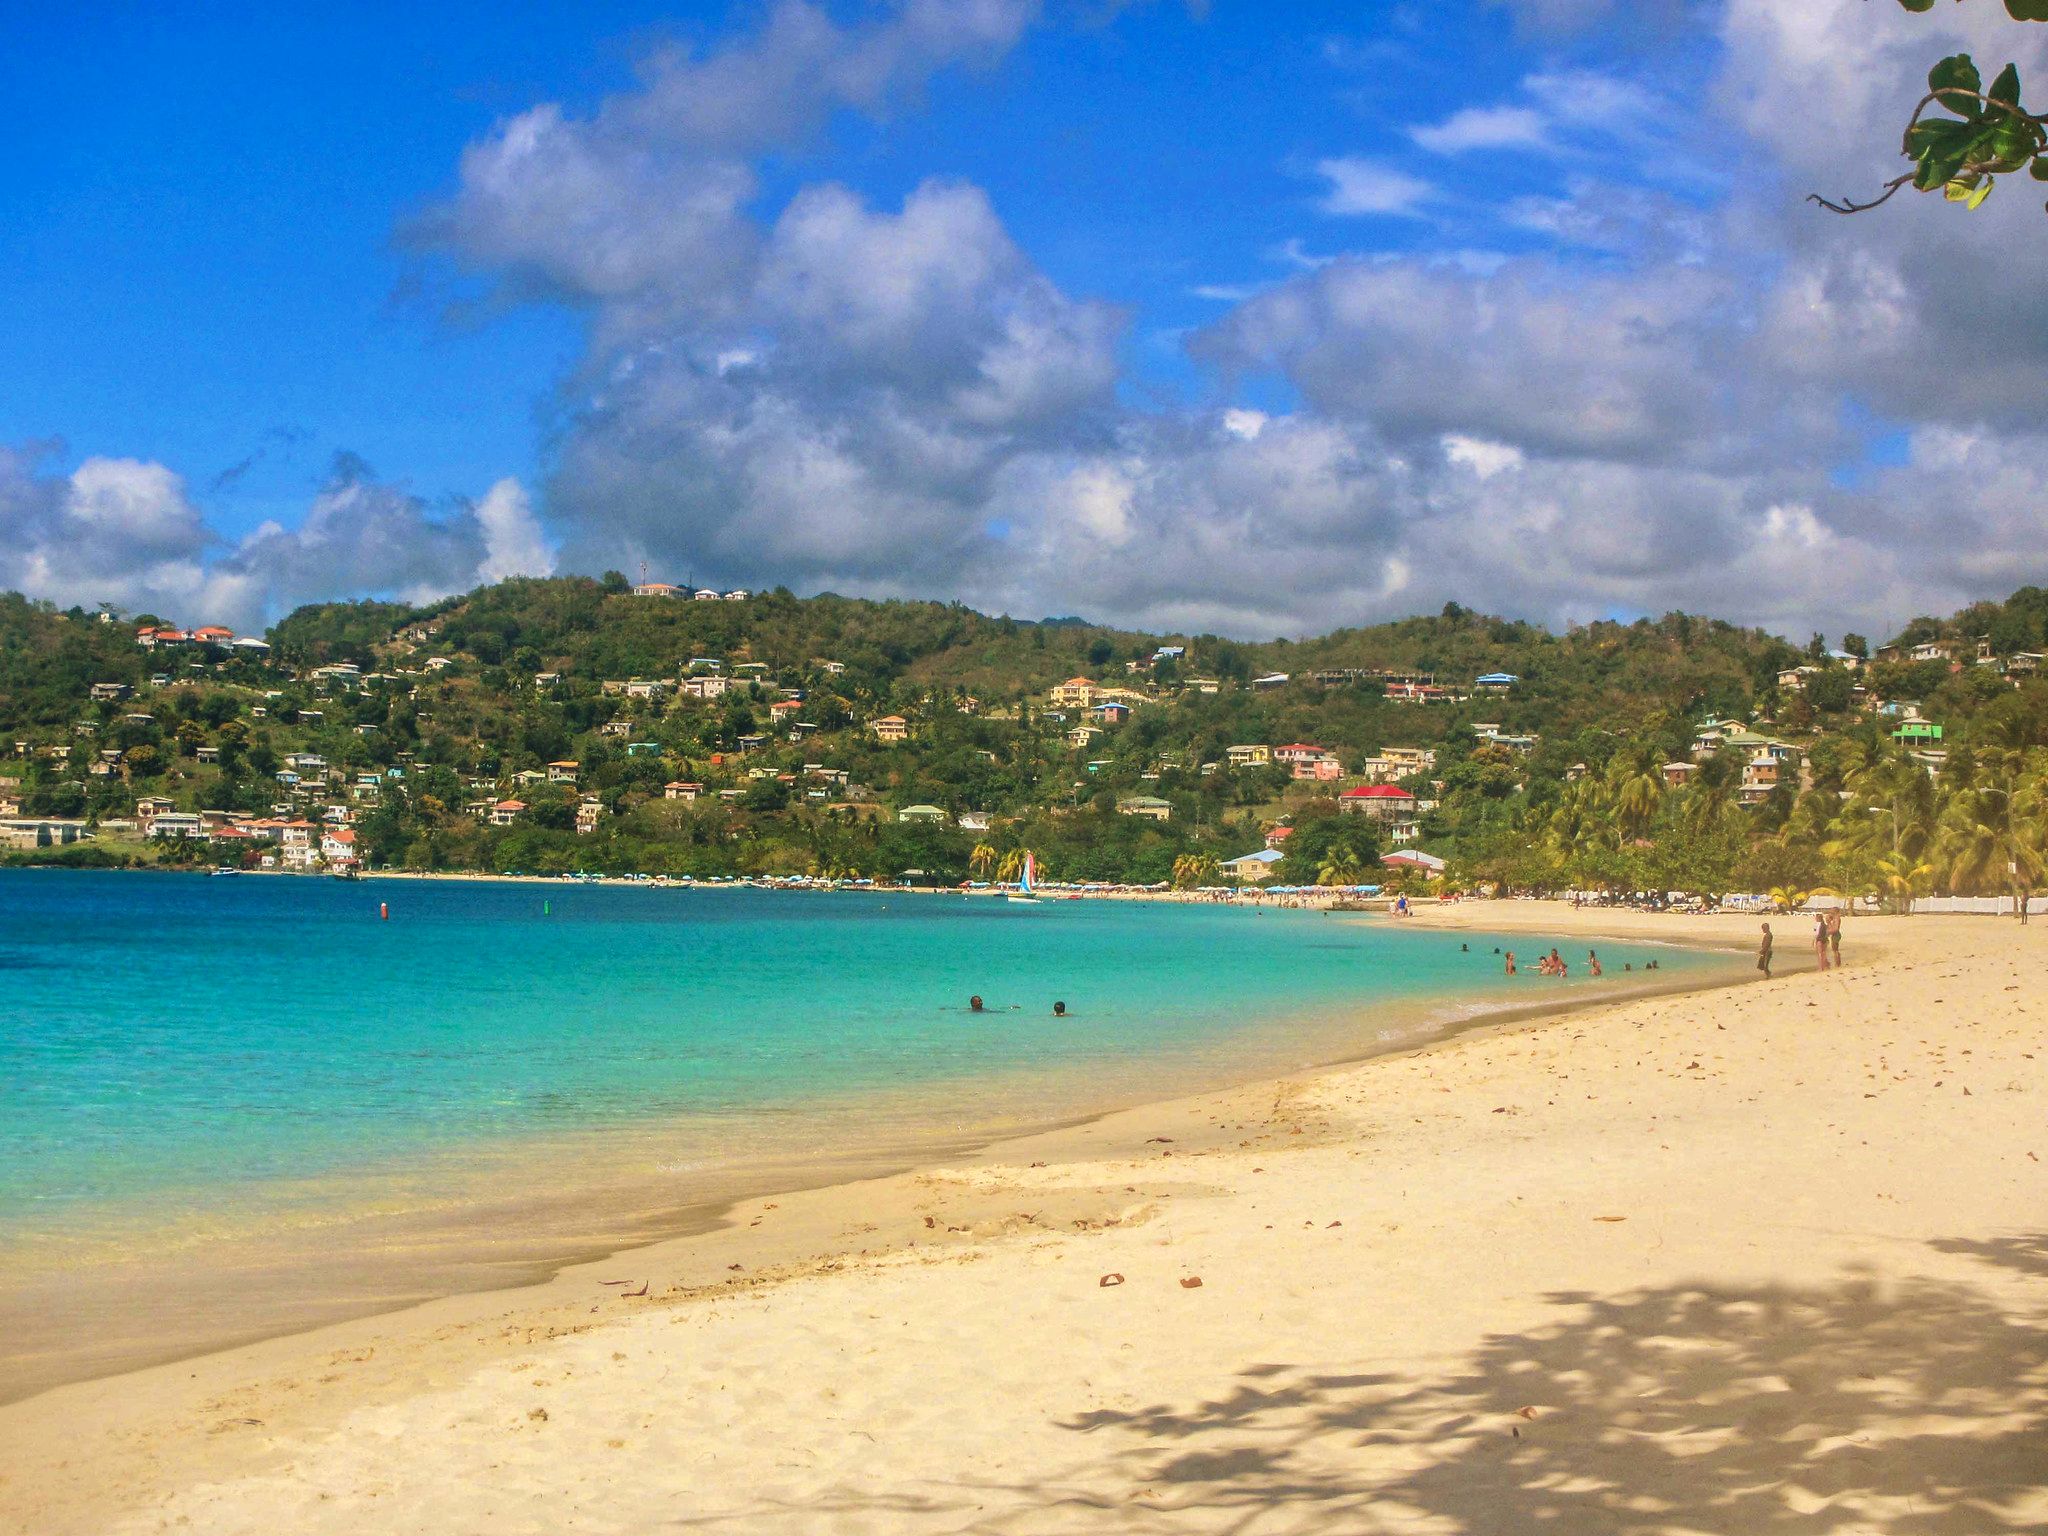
<box><xmin>4</xmin><ymin>1</ymin><xmax>2047</xmax><ymax>637</ymax></box>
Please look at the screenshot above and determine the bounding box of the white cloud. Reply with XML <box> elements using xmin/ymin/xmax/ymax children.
<box><xmin>473</xmin><ymin>478</ymin><xmax>555</xmax><ymax>583</ymax></box>
<box><xmin>0</xmin><ymin>447</ymin><xmax>548</xmax><ymax>630</ymax></box>
<box><xmin>1442</xmin><ymin>435</ymin><xmax>1524</xmax><ymax>479</ymax></box>
<box><xmin>1313</xmin><ymin>157</ymin><xmax>1434</xmax><ymax>217</ymax></box>
<box><xmin>1411</xmin><ymin>105</ymin><xmax>1549</xmax><ymax>155</ymax></box>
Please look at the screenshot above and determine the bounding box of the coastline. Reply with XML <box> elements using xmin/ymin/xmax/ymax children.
<box><xmin>0</xmin><ymin>903</ymin><xmax>1751</xmax><ymax>1406</ymax></box>
<box><xmin>7</xmin><ymin>903</ymin><xmax>2037</xmax><ymax>1533</ymax></box>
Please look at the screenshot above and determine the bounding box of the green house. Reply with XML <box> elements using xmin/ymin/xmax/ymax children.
<box><xmin>1892</xmin><ymin>722</ymin><xmax>1944</xmax><ymax>743</ymax></box>
<box><xmin>625</xmin><ymin>741</ymin><xmax>662</xmax><ymax>756</ymax></box>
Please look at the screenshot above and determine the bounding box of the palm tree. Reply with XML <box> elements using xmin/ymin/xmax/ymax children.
<box><xmin>1317</xmin><ymin>854</ymin><xmax>1366</xmax><ymax>888</ymax></box>
<box><xmin>1170</xmin><ymin>852</ymin><xmax>1217</xmax><ymax>890</ymax></box>
<box><xmin>996</xmin><ymin>848</ymin><xmax>1023</xmax><ymax>884</ymax></box>
<box><xmin>1614</xmin><ymin>766</ymin><xmax>1664</xmax><ymax>843</ymax></box>
<box><xmin>1875</xmin><ymin>851</ymin><xmax>1935</xmax><ymax>915</ymax></box>
<box><xmin>969</xmin><ymin>842</ymin><xmax>996</xmax><ymax>878</ymax></box>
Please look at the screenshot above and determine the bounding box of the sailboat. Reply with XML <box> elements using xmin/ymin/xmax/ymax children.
<box><xmin>1006</xmin><ymin>851</ymin><xmax>1041</xmax><ymax>905</ymax></box>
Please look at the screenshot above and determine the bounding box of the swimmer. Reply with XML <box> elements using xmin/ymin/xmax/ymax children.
<box><xmin>1052</xmin><ymin>1000</ymin><xmax>1067</xmax><ymax>1017</ymax></box>
<box><xmin>970</xmin><ymin>995</ymin><xmax>985</xmax><ymax>1013</ymax></box>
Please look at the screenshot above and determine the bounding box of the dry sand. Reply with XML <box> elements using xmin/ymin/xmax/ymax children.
<box><xmin>1</xmin><ymin>902</ymin><xmax>2042</xmax><ymax>1534</ymax></box>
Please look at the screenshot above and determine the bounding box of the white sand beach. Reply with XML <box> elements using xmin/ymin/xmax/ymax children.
<box><xmin>1</xmin><ymin>903</ymin><xmax>2041</xmax><ymax>1535</ymax></box>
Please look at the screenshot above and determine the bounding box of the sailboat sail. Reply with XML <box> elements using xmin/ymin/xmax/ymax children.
<box><xmin>1019</xmin><ymin>852</ymin><xmax>1035</xmax><ymax>895</ymax></box>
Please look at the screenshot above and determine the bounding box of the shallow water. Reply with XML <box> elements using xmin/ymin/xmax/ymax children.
<box><xmin>0</xmin><ymin>870</ymin><xmax>1737</xmax><ymax>1397</ymax></box>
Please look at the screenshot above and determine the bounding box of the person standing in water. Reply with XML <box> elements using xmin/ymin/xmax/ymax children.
<box><xmin>1757</xmin><ymin>923</ymin><xmax>1773</xmax><ymax>979</ymax></box>
<box><xmin>1505</xmin><ymin>951</ymin><xmax>1517</xmax><ymax>975</ymax></box>
<box><xmin>1588</xmin><ymin>950</ymin><xmax>1602</xmax><ymax>978</ymax></box>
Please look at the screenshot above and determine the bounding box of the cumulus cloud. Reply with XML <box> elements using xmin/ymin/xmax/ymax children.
<box><xmin>15</xmin><ymin>0</ymin><xmax>2048</xmax><ymax>645</ymax></box>
<box><xmin>1312</xmin><ymin>156</ymin><xmax>1434</xmax><ymax>216</ymax></box>
<box><xmin>1411</xmin><ymin>104</ymin><xmax>1549</xmax><ymax>155</ymax></box>
<box><xmin>0</xmin><ymin>446</ymin><xmax>552</xmax><ymax>630</ymax></box>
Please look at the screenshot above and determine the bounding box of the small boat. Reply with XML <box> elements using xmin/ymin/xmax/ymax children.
<box><xmin>1006</xmin><ymin>852</ymin><xmax>1041</xmax><ymax>905</ymax></box>
<box><xmin>209</xmin><ymin>866</ymin><xmax>241</xmax><ymax>877</ymax></box>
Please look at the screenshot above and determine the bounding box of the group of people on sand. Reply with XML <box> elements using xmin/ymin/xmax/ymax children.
<box><xmin>1756</xmin><ymin>912</ymin><xmax>1842</xmax><ymax>979</ymax></box>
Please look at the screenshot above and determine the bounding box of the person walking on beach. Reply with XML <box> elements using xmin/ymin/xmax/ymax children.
<box><xmin>1826</xmin><ymin>910</ymin><xmax>1842</xmax><ymax>967</ymax></box>
<box><xmin>1757</xmin><ymin>923</ymin><xmax>1773</xmax><ymax>979</ymax></box>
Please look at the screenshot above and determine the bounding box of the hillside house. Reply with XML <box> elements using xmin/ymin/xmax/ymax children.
<box><xmin>1340</xmin><ymin>784</ymin><xmax>1418</xmax><ymax>823</ymax></box>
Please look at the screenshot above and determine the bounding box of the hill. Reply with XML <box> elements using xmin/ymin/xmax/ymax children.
<box><xmin>5</xmin><ymin>578</ymin><xmax>2047</xmax><ymax>899</ymax></box>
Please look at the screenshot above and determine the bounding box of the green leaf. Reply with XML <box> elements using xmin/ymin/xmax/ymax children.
<box><xmin>1929</xmin><ymin>54</ymin><xmax>1983</xmax><ymax>117</ymax></box>
<box><xmin>1898</xmin><ymin>0</ymin><xmax>1936</xmax><ymax>11</ymax></box>
<box><xmin>2005</xmin><ymin>0</ymin><xmax>2048</xmax><ymax>22</ymax></box>
<box><xmin>2031</xmin><ymin>155</ymin><xmax>2048</xmax><ymax>181</ymax></box>
<box><xmin>1989</xmin><ymin>63</ymin><xmax>2022</xmax><ymax>109</ymax></box>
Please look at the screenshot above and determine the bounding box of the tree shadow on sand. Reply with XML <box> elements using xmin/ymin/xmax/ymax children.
<box><xmin>1052</xmin><ymin>1238</ymin><xmax>2047</xmax><ymax>1534</ymax></box>
<box><xmin>670</xmin><ymin>1234</ymin><xmax>2045</xmax><ymax>1533</ymax></box>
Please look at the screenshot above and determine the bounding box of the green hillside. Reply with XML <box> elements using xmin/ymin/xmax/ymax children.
<box><xmin>6</xmin><ymin>578</ymin><xmax>2048</xmax><ymax>900</ymax></box>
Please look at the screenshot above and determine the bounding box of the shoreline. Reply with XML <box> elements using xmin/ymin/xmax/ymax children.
<box><xmin>0</xmin><ymin>906</ymin><xmax>1755</xmax><ymax>1407</ymax></box>
<box><xmin>11</xmin><ymin>903</ymin><xmax>2019</xmax><ymax>1535</ymax></box>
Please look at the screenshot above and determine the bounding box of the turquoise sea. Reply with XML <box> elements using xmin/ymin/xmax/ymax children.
<box><xmin>0</xmin><ymin>870</ymin><xmax>1736</xmax><ymax>1397</ymax></box>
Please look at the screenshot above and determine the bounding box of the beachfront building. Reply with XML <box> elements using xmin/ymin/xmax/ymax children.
<box><xmin>1226</xmin><ymin>744</ymin><xmax>1271</xmax><ymax>769</ymax></box>
<box><xmin>1116</xmin><ymin>795</ymin><xmax>1173</xmax><ymax>821</ymax></box>
<box><xmin>1220</xmin><ymin>848</ymin><xmax>1284</xmax><ymax>882</ymax></box>
<box><xmin>320</xmin><ymin>828</ymin><xmax>359</xmax><ymax>867</ymax></box>
<box><xmin>1381</xmin><ymin>849</ymin><xmax>1446</xmax><ymax>878</ymax></box>
<box><xmin>1048</xmin><ymin>677</ymin><xmax>1099</xmax><ymax>709</ymax></box>
<box><xmin>869</xmin><ymin>715</ymin><xmax>910</xmax><ymax>743</ymax></box>
<box><xmin>575</xmin><ymin>798</ymin><xmax>604</xmax><ymax>835</ymax></box>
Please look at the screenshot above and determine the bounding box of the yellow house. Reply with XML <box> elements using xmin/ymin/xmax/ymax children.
<box><xmin>1225</xmin><ymin>744</ymin><xmax>1271</xmax><ymax>768</ymax></box>
<box><xmin>1048</xmin><ymin>677</ymin><xmax>1099</xmax><ymax>709</ymax></box>
<box><xmin>869</xmin><ymin>715</ymin><xmax>910</xmax><ymax>743</ymax></box>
